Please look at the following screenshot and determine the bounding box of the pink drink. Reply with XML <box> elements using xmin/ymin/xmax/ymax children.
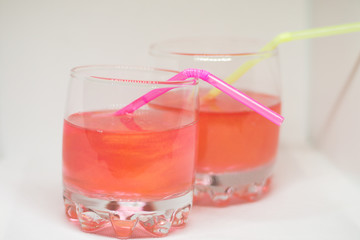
<box><xmin>198</xmin><ymin>91</ymin><xmax>281</xmax><ymax>172</ymax></box>
<box><xmin>63</xmin><ymin>65</ymin><xmax>198</xmax><ymax>238</ymax></box>
<box><xmin>63</xmin><ymin>108</ymin><xmax>196</xmax><ymax>200</ymax></box>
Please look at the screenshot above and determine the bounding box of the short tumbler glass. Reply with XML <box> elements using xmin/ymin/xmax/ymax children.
<box><xmin>62</xmin><ymin>65</ymin><xmax>199</xmax><ymax>238</ymax></box>
<box><xmin>150</xmin><ymin>38</ymin><xmax>281</xmax><ymax>206</ymax></box>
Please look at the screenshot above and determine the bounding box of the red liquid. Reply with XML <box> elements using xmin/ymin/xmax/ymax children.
<box><xmin>63</xmin><ymin>109</ymin><xmax>197</xmax><ymax>200</ymax></box>
<box><xmin>198</xmin><ymin>91</ymin><xmax>281</xmax><ymax>173</ymax></box>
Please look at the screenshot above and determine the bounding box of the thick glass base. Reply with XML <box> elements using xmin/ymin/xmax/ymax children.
<box><xmin>194</xmin><ymin>163</ymin><xmax>273</xmax><ymax>206</ymax></box>
<box><xmin>63</xmin><ymin>188</ymin><xmax>192</xmax><ymax>238</ymax></box>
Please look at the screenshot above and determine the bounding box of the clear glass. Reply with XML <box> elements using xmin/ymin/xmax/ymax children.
<box><xmin>150</xmin><ymin>38</ymin><xmax>281</xmax><ymax>206</ymax></box>
<box><xmin>62</xmin><ymin>65</ymin><xmax>199</xmax><ymax>238</ymax></box>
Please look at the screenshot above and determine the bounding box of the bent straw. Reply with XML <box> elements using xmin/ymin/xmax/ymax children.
<box><xmin>204</xmin><ymin>22</ymin><xmax>360</xmax><ymax>100</ymax></box>
<box><xmin>115</xmin><ymin>69</ymin><xmax>284</xmax><ymax>126</ymax></box>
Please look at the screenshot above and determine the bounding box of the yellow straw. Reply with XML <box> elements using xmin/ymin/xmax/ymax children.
<box><xmin>204</xmin><ymin>22</ymin><xmax>360</xmax><ymax>100</ymax></box>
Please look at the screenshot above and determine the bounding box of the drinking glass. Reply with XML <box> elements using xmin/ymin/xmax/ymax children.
<box><xmin>150</xmin><ymin>38</ymin><xmax>281</xmax><ymax>206</ymax></box>
<box><xmin>62</xmin><ymin>65</ymin><xmax>199</xmax><ymax>238</ymax></box>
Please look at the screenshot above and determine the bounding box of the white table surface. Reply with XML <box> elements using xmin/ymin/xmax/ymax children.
<box><xmin>1</xmin><ymin>145</ymin><xmax>360</xmax><ymax>240</ymax></box>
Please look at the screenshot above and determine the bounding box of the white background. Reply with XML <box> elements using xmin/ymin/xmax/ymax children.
<box><xmin>0</xmin><ymin>0</ymin><xmax>359</xmax><ymax>239</ymax></box>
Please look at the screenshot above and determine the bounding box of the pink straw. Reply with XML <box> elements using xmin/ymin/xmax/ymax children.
<box><xmin>114</xmin><ymin>69</ymin><xmax>284</xmax><ymax>126</ymax></box>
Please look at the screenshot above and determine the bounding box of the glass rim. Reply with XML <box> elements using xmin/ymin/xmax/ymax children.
<box><xmin>149</xmin><ymin>37</ymin><xmax>278</xmax><ymax>57</ymax></box>
<box><xmin>71</xmin><ymin>65</ymin><xmax>199</xmax><ymax>86</ymax></box>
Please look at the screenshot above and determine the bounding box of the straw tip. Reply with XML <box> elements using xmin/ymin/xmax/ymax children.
<box><xmin>276</xmin><ymin>116</ymin><xmax>285</xmax><ymax>126</ymax></box>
